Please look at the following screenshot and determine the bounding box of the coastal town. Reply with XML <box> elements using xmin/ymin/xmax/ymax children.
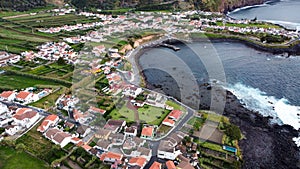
<box><xmin>0</xmin><ymin>2</ymin><xmax>299</xmax><ymax>169</ymax></box>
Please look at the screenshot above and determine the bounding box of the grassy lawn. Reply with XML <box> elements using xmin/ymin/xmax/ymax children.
<box><xmin>0</xmin><ymin>73</ymin><xmax>64</xmax><ymax>90</ymax></box>
<box><xmin>138</xmin><ymin>106</ymin><xmax>170</xmax><ymax>125</ymax></box>
<box><xmin>200</xmin><ymin>142</ymin><xmax>227</xmax><ymax>154</ymax></box>
<box><xmin>215</xmin><ymin>21</ymin><xmax>281</xmax><ymax>29</ymax></box>
<box><xmin>110</xmin><ymin>105</ymin><xmax>135</xmax><ymax>122</ymax></box>
<box><xmin>0</xmin><ymin>146</ymin><xmax>49</xmax><ymax>169</ymax></box>
<box><xmin>30</xmin><ymin>87</ymin><xmax>68</xmax><ymax>110</ymax></box>
<box><xmin>165</xmin><ymin>100</ymin><xmax>186</xmax><ymax>111</ymax></box>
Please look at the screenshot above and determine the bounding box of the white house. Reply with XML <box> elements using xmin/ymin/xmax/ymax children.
<box><xmin>13</xmin><ymin>110</ymin><xmax>40</xmax><ymax>128</ymax></box>
<box><xmin>157</xmin><ymin>140</ymin><xmax>181</xmax><ymax>160</ymax></box>
<box><xmin>5</xmin><ymin>125</ymin><xmax>21</xmax><ymax>135</ymax></box>
<box><xmin>124</xmin><ymin>126</ymin><xmax>138</xmax><ymax>137</ymax></box>
<box><xmin>15</xmin><ymin>91</ymin><xmax>34</xmax><ymax>104</ymax></box>
<box><xmin>123</xmin><ymin>85</ymin><xmax>143</xmax><ymax>98</ymax></box>
<box><xmin>0</xmin><ymin>103</ymin><xmax>8</xmax><ymax>115</ymax></box>
<box><xmin>0</xmin><ymin>91</ymin><xmax>16</xmax><ymax>101</ymax></box>
<box><xmin>37</xmin><ymin>114</ymin><xmax>59</xmax><ymax>132</ymax></box>
<box><xmin>44</xmin><ymin>128</ymin><xmax>72</xmax><ymax>148</ymax></box>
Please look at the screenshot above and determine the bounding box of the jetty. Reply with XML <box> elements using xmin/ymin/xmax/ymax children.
<box><xmin>160</xmin><ymin>43</ymin><xmax>180</xmax><ymax>51</ymax></box>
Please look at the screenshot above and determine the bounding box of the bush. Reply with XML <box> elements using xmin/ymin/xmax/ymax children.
<box><xmin>224</xmin><ymin>124</ymin><xmax>242</xmax><ymax>141</ymax></box>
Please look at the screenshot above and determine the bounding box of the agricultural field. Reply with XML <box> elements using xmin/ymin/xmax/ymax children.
<box><xmin>0</xmin><ymin>73</ymin><xmax>67</xmax><ymax>91</ymax></box>
<box><xmin>15</xmin><ymin>122</ymin><xmax>67</xmax><ymax>164</ymax></box>
<box><xmin>0</xmin><ymin>8</ymin><xmax>99</xmax><ymax>54</ymax></box>
<box><xmin>0</xmin><ymin>146</ymin><xmax>49</xmax><ymax>169</ymax></box>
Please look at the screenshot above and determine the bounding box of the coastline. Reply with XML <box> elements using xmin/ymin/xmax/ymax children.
<box><xmin>128</xmin><ymin>37</ymin><xmax>300</xmax><ymax>169</ymax></box>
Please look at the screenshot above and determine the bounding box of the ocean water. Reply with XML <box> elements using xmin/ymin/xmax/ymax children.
<box><xmin>228</xmin><ymin>0</ymin><xmax>300</xmax><ymax>29</ymax></box>
<box><xmin>139</xmin><ymin>42</ymin><xmax>300</xmax><ymax>130</ymax></box>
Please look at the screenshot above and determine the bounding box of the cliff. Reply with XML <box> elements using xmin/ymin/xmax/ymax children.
<box><xmin>198</xmin><ymin>0</ymin><xmax>266</xmax><ymax>13</ymax></box>
<box><xmin>0</xmin><ymin>0</ymin><xmax>64</xmax><ymax>11</ymax></box>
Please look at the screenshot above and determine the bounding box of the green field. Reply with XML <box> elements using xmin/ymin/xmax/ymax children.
<box><xmin>138</xmin><ymin>106</ymin><xmax>170</xmax><ymax>125</ymax></box>
<box><xmin>0</xmin><ymin>73</ymin><xmax>67</xmax><ymax>90</ymax></box>
<box><xmin>16</xmin><ymin>123</ymin><xmax>67</xmax><ymax>164</ymax></box>
<box><xmin>110</xmin><ymin>105</ymin><xmax>170</xmax><ymax>125</ymax></box>
<box><xmin>0</xmin><ymin>146</ymin><xmax>49</xmax><ymax>169</ymax></box>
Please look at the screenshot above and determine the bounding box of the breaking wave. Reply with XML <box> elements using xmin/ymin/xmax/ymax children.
<box><xmin>225</xmin><ymin>83</ymin><xmax>300</xmax><ymax>130</ymax></box>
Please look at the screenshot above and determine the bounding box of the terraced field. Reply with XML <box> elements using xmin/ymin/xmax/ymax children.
<box><xmin>0</xmin><ymin>9</ymin><xmax>99</xmax><ymax>54</ymax></box>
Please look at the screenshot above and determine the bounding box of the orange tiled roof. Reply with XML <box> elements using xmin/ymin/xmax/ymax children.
<box><xmin>163</xmin><ymin>118</ymin><xmax>175</xmax><ymax>125</ymax></box>
<box><xmin>45</xmin><ymin>114</ymin><xmax>58</xmax><ymax>122</ymax></box>
<box><xmin>0</xmin><ymin>91</ymin><xmax>13</xmax><ymax>98</ymax></box>
<box><xmin>16</xmin><ymin>91</ymin><xmax>31</xmax><ymax>100</ymax></box>
<box><xmin>81</xmin><ymin>144</ymin><xmax>92</xmax><ymax>151</ymax></box>
<box><xmin>169</xmin><ymin>110</ymin><xmax>182</xmax><ymax>120</ymax></box>
<box><xmin>166</xmin><ymin>161</ymin><xmax>176</xmax><ymax>169</ymax></box>
<box><xmin>149</xmin><ymin>161</ymin><xmax>162</xmax><ymax>169</ymax></box>
<box><xmin>129</xmin><ymin>157</ymin><xmax>147</xmax><ymax>167</ymax></box>
<box><xmin>100</xmin><ymin>152</ymin><xmax>123</xmax><ymax>161</ymax></box>
<box><xmin>141</xmin><ymin>127</ymin><xmax>153</xmax><ymax>137</ymax></box>
<box><xmin>15</xmin><ymin>108</ymin><xmax>32</xmax><ymax>115</ymax></box>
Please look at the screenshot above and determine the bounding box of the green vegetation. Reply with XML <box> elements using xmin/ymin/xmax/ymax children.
<box><xmin>165</xmin><ymin>100</ymin><xmax>186</xmax><ymax>111</ymax></box>
<box><xmin>0</xmin><ymin>146</ymin><xmax>49</xmax><ymax>169</ymax></box>
<box><xmin>215</xmin><ymin>21</ymin><xmax>281</xmax><ymax>29</ymax></box>
<box><xmin>0</xmin><ymin>73</ymin><xmax>66</xmax><ymax>90</ymax></box>
<box><xmin>30</xmin><ymin>87</ymin><xmax>68</xmax><ymax>110</ymax></box>
<box><xmin>138</xmin><ymin>106</ymin><xmax>170</xmax><ymax>125</ymax></box>
<box><xmin>223</xmin><ymin>124</ymin><xmax>242</xmax><ymax>141</ymax></box>
<box><xmin>16</xmin><ymin>122</ymin><xmax>67</xmax><ymax>164</ymax></box>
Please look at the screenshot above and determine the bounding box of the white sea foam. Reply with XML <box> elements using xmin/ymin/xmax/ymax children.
<box><xmin>225</xmin><ymin>83</ymin><xmax>300</xmax><ymax>130</ymax></box>
<box><xmin>262</xmin><ymin>20</ymin><xmax>300</xmax><ymax>30</ymax></box>
<box><xmin>293</xmin><ymin>137</ymin><xmax>300</xmax><ymax>147</ymax></box>
<box><xmin>227</xmin><ymin>2</ymin><xmax>270</xmax><ymax>14</ymax></box>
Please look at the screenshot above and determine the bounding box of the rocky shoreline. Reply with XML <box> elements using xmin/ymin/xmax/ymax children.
<box><xmin>129</xmin><ymin>38</ymin><xmax>300</xmax><ymax>169</ymax></box>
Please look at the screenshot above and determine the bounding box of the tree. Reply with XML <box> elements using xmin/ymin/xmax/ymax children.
<box><xmin>224</xmin><ymin>124</ymin><xmax>242</xmax><ymax>141</ymax></box>
<box><xmin>57</xmin><ymin>57</ymin><xmax>66</xmax><ymax>65</ymax></box>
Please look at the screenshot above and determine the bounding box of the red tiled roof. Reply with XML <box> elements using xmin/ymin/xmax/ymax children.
<box><xmin>141</xmin><ymin>127</ymin><xmax>153</xmax><ymax>137</ymax></box>
<box><xmin>149</xmin><ymin>162</ymin><xmax>162</xmax><ymax>169</ymax></box>
<box><xmin>81</xmin><ymin>144</ymin><xmax>92</xmax><ymax>151</ymax></box>
<box><xmin>45</xmin><ymin>114</ymin><xmax>59</xmax><ymax>122</ymax></box>
<box><xmin>169</xmin><ymin>110</ymin><xmax>183</xmax><ymax>120</ymax></box>
<box><xmin>14</xmin><ymin>111</ymin><xmax>37</xmax><ymax>120</ymax></box>
<box><xmin>15</xmin><ymin>108</ymin><xmax>32</xmax><ymax>115</ymax></box>
<box><xmin>16</xmin><ymin>91</ymin><xmax>31</xmax><ymax>100</ymax></box>
<box><xmin>37</xmin><ymin>120</ymin><xmax>49</xmax><ymax>132</ymax></box>
<box><xmin>0</xmin><ymin>91</ymin><xmax>13</xmax><ymax>98</ymax></box>
<box><xmin>89</xmin><ymin>106</ymin><xmax>106</xmax><ymax>114</ymax></box>
<box><xmin>166</xmin><ymin>161</ymin><xmax>176</xmax><ymax>169</ymax></box>
<box><xmin>100</xmin><ymin>152</ymin><xmax>123</xmax><ymax>161</ymax></box>
<box><xmin>129</xmin><ymin>157</ymin><xmax>147</xmax><ymax>167</ymax></box>
<box><xmin>163</xmin><ymin>118</ymin><xmax>175</xmax><ymax>125</ymax></box>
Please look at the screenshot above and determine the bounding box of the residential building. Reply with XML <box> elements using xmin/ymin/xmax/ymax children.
<box><xmin>13</xmin><ymin>110</ymin><xmax>39</xmax><ymax>128</ymax></box>
<box><xmin>0</xmin><ymin>91</ymin><xmax>16</xmax><ymax>101</ymax></box>
<box><xmin>149</xmin><ymin>161</ymin><xmax>162</xmax><ymax>169</ymax></box>
<box><xmin>37</xmin><ymin>114</ymin><xmax>59</xmax><ymax>132</ymax></box>
<box><xmin>141</xmin><ymin>126</ymin><xmax>154</xmax><ymax>139</ymax></box>
<box><xmin>104</xmin><ymin>119</ymin><xmax>126</xmax><ymax>133</ymax></box>
<box><xmin>95</xmin><ymin>128</ymin><xmax>111</xmax><ymax>139</ymax></box>
<box><xmin>44</xmin><ymin>128</ymin><xmax>72</xmax><ymax>148</ymax></box>
<box><xmin>15</xmin><ymin>91</ymin><xmax>34</xmax><ymax>104</ymax></box>
<box><xmin>128</xmin><ymin>157</ymin><xmax>147</xmax><ymax>169</ymax></box>
<box><xmin>100</xmin><ymin>152</ymin><xmax>123</xmax><ymax>163</ymax></box>
<box><xmin>5</xmin><ymin>125</ymin><xmax>21</xmax><ymax>135</ymax></box>
<box><xmin>166</xmin><ymin>161</ymin><xmax>176</xmax><ymax>169</ymax></box>
<box><xmin>124</xmin><ymin>126</ymin><xmax>138</xmax><ymax>137</ymax></box>
<box><xmin>76</xmin><ymin>125</ymin><xmax>91</xmax><ymax>137</ymax></box>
